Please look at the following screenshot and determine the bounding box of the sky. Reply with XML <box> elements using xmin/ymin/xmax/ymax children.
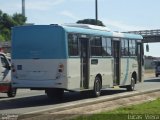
<box><xmin>0</xmin><ymin>0</ymin><xmax>160</xmax><ymax>57</ymax></box>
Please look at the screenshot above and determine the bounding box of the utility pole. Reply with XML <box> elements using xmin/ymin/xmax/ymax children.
<box><xmin>22</xmin><ymin>0</ymin><xmax>25</xmax><ymax>17</ymax></box>
<box><xmin>95</xmin><ymin>0</ymin><xmax>98</xmax><ymax>25</ymax></box>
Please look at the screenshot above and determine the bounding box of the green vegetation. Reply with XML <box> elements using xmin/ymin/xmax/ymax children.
<box><xmin>73</xmin><ymin>99</ymin><xmax>160</xmax><ymax>120</ymax></box>
<box><xmin>76</xmin><ymin>19</ymin><xmax>105</xmax><ymax>26</ymax></box>
<box><xmin>0</xmin><ymin>10</ymin><xmax>27</xmax><ymax>41</ymax></box>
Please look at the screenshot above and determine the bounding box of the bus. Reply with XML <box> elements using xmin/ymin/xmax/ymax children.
<box><xmin>11</xmin><ymin>24</ymin><xmax>144</xmax><ymax>98</ymax></box>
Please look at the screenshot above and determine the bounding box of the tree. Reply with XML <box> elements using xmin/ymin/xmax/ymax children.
<box><xmin>12</xmin><ymin>13</ymin><xmax>26</xmax><ymax>25</ymax></box>
<box><xmin>0</xmin><ymin>10</ymin><xmax>27</xmax><ymax>41</ymax></box>
<box><xmin>76</xmin><ymin>19</ymin><xmax>105</xmax><ymax>26</ymax></box>
<box><xmin>0</xmin><ymin>35</ymin><xmax>5</xmax><ymax>41</ymax></box>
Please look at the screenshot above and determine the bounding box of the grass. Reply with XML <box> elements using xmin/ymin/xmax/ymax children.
<box><xmin>72</xmin><ymin>98</ymin><xmax>160</xmax><ymax>120</ymax></box>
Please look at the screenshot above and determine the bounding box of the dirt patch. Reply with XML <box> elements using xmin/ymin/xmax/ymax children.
<box><xmin>144</xmin><ymin>69</ymin><xmax>155</xmax><ymax>79</ymax></box>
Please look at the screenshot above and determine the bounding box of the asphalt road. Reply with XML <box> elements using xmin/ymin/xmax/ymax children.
<box><xmin>0</xmin><ymin>77</ymin><xmax>160</xmax><ymax>114</ymax></box>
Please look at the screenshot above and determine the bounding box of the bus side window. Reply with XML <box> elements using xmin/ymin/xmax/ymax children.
<box><xmin>102</xmin><ymin>37</ymin><xmax>112</xmax><ymax>57</ymax></box>
<box><xmin>124</xmin><ymin>39</ymin><xmax>129</xmax><ymax>56</ymax></box>
<box><xmin>68</xmin><ymin>34</ymin><xmax>79</xmax><ymax>56</ymax></box>
<box><xmin>121</xmin><ymin>39</ymin><xmax>129</xmax><ymax>57</ymax></box>
<box><xmin>129</xmin><ymin>40</ymin><xmax>132</xmax><ymax>56</ymax></box>
<box><xmin>132</xmin><ymin>40</ymin><xmax>136</xmax><ymax>56</ymax></box>
<box><xmin>121</xmin><ymin>39</ymin><xmax>125</xmax><ymax>56</ymax></box>
<box><xmin>102</xmin><ymin>37</ymin><xmax>107</xmax><ymax>57</ymax></box>
<box><xmin>106</xmin><ymin>38</ymin><xmax>112</xmax><ymax>56</ymax></box>
<box><xmin>90</xmin><ymin>36</ymin><xmax>102</xmax><ymax>57</ymax></box>
<box><xmin>129</xmin><ymin>40</ymin><xmax>136</xmax><ymax>56</ymax></box>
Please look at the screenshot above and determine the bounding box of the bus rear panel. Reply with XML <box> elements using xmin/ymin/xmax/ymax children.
<box><xmin>12</xmin><ymin>25</ymin><xmax>68</xmax><ymax>89</ymax></box>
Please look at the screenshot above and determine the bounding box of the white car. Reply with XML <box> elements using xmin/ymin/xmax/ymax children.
<box><xmin>0</xmin><ymin>52</ymin><xmax>16</xmax><ymax>97</ymax></box>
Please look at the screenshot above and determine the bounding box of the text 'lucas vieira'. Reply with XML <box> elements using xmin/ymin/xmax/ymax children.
<box><xmin>128</xmin><ymin>114</ymin><xmax>160</xmax><ymax>120</ymax></box>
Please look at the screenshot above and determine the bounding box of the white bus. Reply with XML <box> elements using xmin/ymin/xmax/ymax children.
<box><xmin>11</xmin><ymin>24</ymin><xmax>144</xmax><ymax>98</ymax></box>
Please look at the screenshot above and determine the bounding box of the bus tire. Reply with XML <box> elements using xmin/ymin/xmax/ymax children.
<box><xmin>126</xmin><ymin>77</ymin><xmax>135</xmax><ymax>91</ymax></box>
<box><xmin>7</xmin><ymin>87</ymin><xmax>17</xmax><ymax>97</ymax></box>
<box><xmin>156</xmin><ymin>74</ymin><xmax>158</xmax><ymax>77</ymax></box>
<box><xmin>46</xmin><ymin>88</ymin><xmax>64</xmax><ymax>99</ymax></box>
<box><xmin>93</xmin><ymin>77</ymin><xmax>102</xmax><ymax>97</ymax></box>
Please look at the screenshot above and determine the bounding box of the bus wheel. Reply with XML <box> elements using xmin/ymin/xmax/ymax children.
<box><xmin>93</xmin><ymin>77</ymin><xmax>102</xmax><ymax>97</ymax></box>
<box><xmin>45</xmin><ymin>88</ymin><xmax>64</xmax><ymax>99</ymax></box>
<box><xmin>126</xmin><ymin>77</ymin><xmax>135</xmax><ymax>91</ymax></box>
<box><xmin>7</xmin><ymin>87</ymin><xmax>17</xmax><ymax>97</ymax></box>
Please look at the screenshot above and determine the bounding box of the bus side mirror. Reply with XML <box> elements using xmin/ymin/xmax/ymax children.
<box><xmin>146</xmin><ymin>44</ymin><xmax>149</xmax><ymax>52</ymax></box>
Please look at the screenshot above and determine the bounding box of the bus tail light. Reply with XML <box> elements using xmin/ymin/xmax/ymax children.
<box><xmin>58</xmin><ymin>64</ymin><xmax>64</xmax><ymax>73</ymax></box>
<box><xmin>12</xmin><ymin>64</ymin><xmax>16</xmax><ymax>73</ymax></box>
<box><xmin>12</xmin><ymin>63</ymin><xmax>18</xmax><ymax>78</ymax></box>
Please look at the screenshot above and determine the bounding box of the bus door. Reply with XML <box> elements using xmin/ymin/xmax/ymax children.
<box><xmin>80</xmin><ymin>38</ymin><xmax>90</xmax><ymax>89</ymax></box>
<box><xmin>112</xmin><ymin>40</ymin><xmax>120</xmax><ymax>86</ymax></box>
<box><xmin>137</xmin><ymin>42</ymin><xmax>143</xmax><ymax>82</ymax></box>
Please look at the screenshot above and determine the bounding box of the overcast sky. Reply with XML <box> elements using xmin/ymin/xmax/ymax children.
<box><xmin>1</xmin><ymin>0</ymin><xmax>160</xmax><ymax>56</ymax></box>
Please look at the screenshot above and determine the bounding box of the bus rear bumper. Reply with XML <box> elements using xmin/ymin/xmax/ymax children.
<box><xmin>12</xmin><ymin>79</ymin><xmax>67</xmax><ymax>90</ymax></box>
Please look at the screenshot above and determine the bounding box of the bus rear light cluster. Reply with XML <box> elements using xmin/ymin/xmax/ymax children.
<box><xmin>11</xmin><ymin>64</ymin><xmax>16</xmax><ymax>73</ymax></box>
<box><xmin>11</xmin><ymin>63</ymin><xmax>18</xmax><ymax>78</ymax></box>
<box><xmin>58</xmin><ymin>64</ymin><xmax>64</xmax><ymax>73</ymax></box>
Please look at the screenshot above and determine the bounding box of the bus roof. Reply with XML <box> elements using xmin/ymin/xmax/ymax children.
<box><xmin>61</xmin><ymin>25</ymin><xmax>143</xmax><ymax>40</ymax></box>
<box><xmin>13</xmin><ymin>24</ymin><xmax>143</xmax><ymax>40</ymax></box>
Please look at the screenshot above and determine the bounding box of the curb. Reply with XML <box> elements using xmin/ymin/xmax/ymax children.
<box><xmin>25</xmin><ymin>88</ymin><xmax>160</xmax><ymax>115</ymax></box>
